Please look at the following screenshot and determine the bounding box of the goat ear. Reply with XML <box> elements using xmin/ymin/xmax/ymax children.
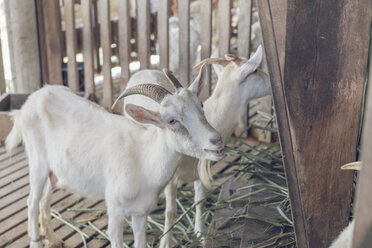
<box><xmin>239</xmin><ymin>45</ymin><xmax>263</xmax><ymax>82</ymax></box>
<box><xmin>125</xmin><ymin>104</ymin><xmax>162</xmax><ymax>126</ymax></box>
<box><xmin>212</xmin><ymin>64</ymin><xmax>224</xmax><ymax>79</ymax></box>
<box><xmin>188</xmin><ymin>64</ymin><xmax>206</xmax><ymax>96</ymax></box>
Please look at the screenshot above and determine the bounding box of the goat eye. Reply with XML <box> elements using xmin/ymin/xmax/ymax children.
<box><xmin>201</xmin><ymin>103</ymin><xmax>204</xmax><ymax>108</ymax></box>
<box><xmin>169</xmin><ymin>119</ymin><xmax>176</xmax><ymax>124</ymax></box>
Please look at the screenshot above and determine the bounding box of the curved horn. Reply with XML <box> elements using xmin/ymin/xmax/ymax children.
<box><xmin>193</xmin><ymin>57</ymin><xmax>230</xmax><ymax>69</ymax></box>
<box><xmin>163</xmin><ymin>68</ymin><xmax>183</xmax><ymax>89</ymax></box>
<box><xmin>111</xmin><ymin>84</ymin><xmax>172</xmax><ymax>111</ymax></box>
<box><xmin>225</xmin><ymin>54</ymin><xmax>242</xmax><ymax>66</ymax></box>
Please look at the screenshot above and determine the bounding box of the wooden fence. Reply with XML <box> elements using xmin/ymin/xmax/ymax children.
<box><xmin>34</xmin><ymin>0</ymin><xmax>253</xmax><ymax>109</ymax></box>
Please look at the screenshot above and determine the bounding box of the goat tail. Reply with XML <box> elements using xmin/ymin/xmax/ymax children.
<box><xmin>197</xmin><ymin>159</ymin><xmax>213</xmax><ymax>190</ymax></box>
<box><xmin>5</xmin><ymin>110</ymin><xmax>22</xmax><ymax>153</ymax></box>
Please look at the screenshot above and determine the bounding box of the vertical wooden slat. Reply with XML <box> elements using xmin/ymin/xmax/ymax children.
<box><xmin>218</xmin><ymin>0</ymin><xmax>231</xmax><ymax>57</ymax></box>
<box><xmin>137</xmin><ymin>0</ymin><xmax>150</xmax><ymax>69</ymax></box>
<box><xmin>237</xmin><ymin>0</ymin><xmax>252</xmax><ymax>58</ymax></box>
<box><xmin>65</xmin><ymin>0</ymin><xmax>79</xmax><ymax>92</ymax></box>
<box><xmin>100</xmin><ymin>0</ymin><xmax>113</xmax><ymax>108</ymax></box>
<box><xmin>235</xmin><ymin>0</ymin><xmax>252</xmax><ymax>136</ymax></box>
<box><xmin>35</xmin><ymin>0</ymin><xmax>49</xmax><ymax>85</ymax></box>
<box><xmin>178</xmin><ymin>0</ymin><xmax>190</xmax><ymax>86</ymax></box>
<box><xmin>259</xmin><ymin>0</ymin><xmax>371</xmax><ymax>247</ymax></box>
<box><xmin>199</xmin><ymin>0</ymin><xmax>212</xmax><ymax>101</ymax></box>
<box><xmin>42</xmin><ymin>0</ymin><xmax>63</xmax><ymax>85</ymax></box>
<box><xmin>81</xmin><ymin>0</ymin><xmax>95</xmax><ymax>96</ymax></box>
<box><xmin>158</xmin><ymin>0</ymin><xmax>170</xmax><ymax>70</ymax></box>
<box><xmin>353</xmin><ymin>43</ymin><xmax>372</xmax><ymax>248</ymax></box>
<box><xmin>118</xmin><ymin>0</ymin><xmax>131</xmax><ymax>91</ymax></box>
<box><xmin>92</xmin><ymin>0</ymin><xmax>101</xmax><ymax>73</ymax></box>
<box><xmin>0</xmin><ymin>39</ymin><xmax>5</xmax><ymax>94</ymax></box>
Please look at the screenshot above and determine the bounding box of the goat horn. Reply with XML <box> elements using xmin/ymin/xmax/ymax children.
<box><xmin>225</xmin><ymin>54</ymin><xmax>242</xmax><ymax>65</ymax></box>
<box><xmin>111</xmin><ymin>84</ymin><xmax>172</xmax><ymax>111</ymax></box>
<box><xmin>163</xmin><ymin>69</ymin><xmax>184</xmax><ymax>89</ymax></box>
<box><xmin>193</xmin><ymin>58</ymin><xmax>230</xmax><ymax>69</ymax></box>
<box><xmin>341</xmin><ymin>161</ymin><xmax>362</xmax><ymax>171</ymax></box>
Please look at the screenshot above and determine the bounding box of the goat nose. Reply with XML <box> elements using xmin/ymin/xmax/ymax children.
<box><xmin>210</xmin><ymin>137</ymin><xmax>223</xmax><ymax>146</ymax></box>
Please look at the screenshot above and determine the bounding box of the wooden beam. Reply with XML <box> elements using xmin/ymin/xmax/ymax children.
<box><xmin>92</xmin><ymin>0</ymin><xmax>101</xmax><ymax>73</ymax></box>
<box><xmin>198</xmin><ymin>0</ymin><xmax>212</xmax><ymax>102</ymax></box>
<box><xmin>43</xmin><ymin>0</ymin><xmax>63</xmax><ymax>85</ymax></box>
<box><xmin>100</xmin><ymin>0</ymin><xmax>113</xmax><ymax>109</ymax></box>
<box><xmin>259</xmin><ymin>0</ymin><xmax>371</xmax><ymax>247</ymax></box>
<box><xmin>65</xmin><ymin>0</ymin><xmax>79</xmax><ymax>92</ymax></box>
<box><xmin>81</xmin><ymin>0</ymin><xmax>95</xmax><ymax>96</ymax></box>
<box><xmin>353</xmin><ymin>30</ymin><xmax>372</xmax><ymax>248</ymax></box>
<box><xmin>137</xmin><ymin>0</ymin><xmax>150</xmax><ymax>69</ymax></box>
<box><xmin>118</xmin><ymin>0</ymin><xmax>131</xmax><ymax>91</ymax></box>
<box><xmin>158</xmin><ymin>0</ymin><xmax>169</xmax><ymax>70</ymax></box>
<box><xmin>178</xmin><ymin>0</ymin><xmax>190</xmax><ymax>86</ymax></box>
<box><xmin>0</xmin><ymin>38</ymin><xmax>5</xmax><ymax>94</ymax></box>
<box><xmin>35</xmin><ymin>0</ymin><xmax>49</xmax><ymax>85</ymax></box>
<box><xmin>218</xmin><ymin>0</ymin><xmax>231</xmax><ymax>57</ymax></box>
<box><xmin>237</xmin><ymin>0</ymin><xmax>251</xmax><ymax>59</ymax></box>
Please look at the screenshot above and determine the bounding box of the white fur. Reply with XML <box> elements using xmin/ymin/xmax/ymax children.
<box><xmin>5</xmin><ymin>84</ymin><xmax>224</xmax><ymax>248</ymax></box>
<box><xmin>329</xmin><ymin>220</ymin><xmax>354</xmax><ymax>248</ymax></box>
<box><xmin>124</xmin><ymin>46</ymin><xmax>271</xmax><ymax>247</ymax></box>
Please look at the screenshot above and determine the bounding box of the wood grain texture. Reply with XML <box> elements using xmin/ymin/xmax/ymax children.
<box><xmin>199</xmin><ymin>0</ymin><xmax>212</xmax><ymax>101</ymax></box>
<box><xmin>42</xmin><ymin>0</ymin><xmax>63</xmax><ymax>85</ymax></box>
<box><xmin>100</xmin><ymin>0</ymin><xmax>113</xmax><ymax>109</ymax></box>
<box><xmin>81</xmin><ymin>0</ymin><xmax>95</xmax><ymax>96</ymax></box>
<box><xmin>259</xmin><ymin>0</ymin><xmax>371</xmax><ymax>247</ymax></box>
<box><xmin>257</xmin><ymin>2</ymin><xmax>305</xmax><ymax>245</ymax></box>
<box><xmin>118</xmin><ymin>0</ymin><xmax>131</xmax><ymax>91</ymax></box>
<box><xmin>137</xmin><ymin>0</ymin><xmax>150</xmax><ymax>69</ymax></box>
<box><xmin>178</xmin><ymin>0</ymin><xmax>190</xmax><ymax>86</ymax></box>
<box><xmin>65</xmin><ymin>0</ymin><xmax>79</xmax><ymax>92</ymax></box>
<box><xmin>158</xmin><ymin>0</ymin><xmax>169</xmax><ymax>70</ymax></box>
<box><xmin>218</xmin><ymin>0</ymin><xmax>231</xmax><ymax>57</ymax></box>
<box><xmin>237</xmin><ymin>0</ymin><xmax>251</xmax><ymax>59</ymax></box>
<box><xmin>353</xmin><ymin>30</ymin><xmax>372</xmax><ymax>248</ymax></box>
<box><xmin>0</xmin><ymin>38</ymin><xmax>5</xmax><ymax>94</ymax></box>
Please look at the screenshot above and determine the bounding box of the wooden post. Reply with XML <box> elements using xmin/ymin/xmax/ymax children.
<box><xmin>4</xmin><ymin>0</ymin><xmax>41</xmax><ymax>93</ymax></box>
<box><xmin>218</xmin><ymin>0</ymin><xmax>231</xmax><ymax>57</ymax></box>
<box><xmin>258</xmin><ymin>0</ymin><xmax>371</xmax><ymax>247</ymax></box>
<box><xmin>81</xmin><ymin>0</ymin><xmax>96</xmax><ymax>96</ymax></box>
<box><xmin>158</xmin><ymin>0</ymin><xmax>170</xmax><ymax>70</ymax></box>
<box><xmin>178</xmin><ymin>0</ymin><xmax>190</xmax><ymax>86</ymax></box>
<box><xmin>42</xmin><ymin>0</ymin><xmax>63</xmax><ymax>85</ymax></box>
<box><xmin>137</xmin><ymin>0</ymin><xmax>150</xmax><ymax>69</ymax></box>
<box><xmin>353</xmin><ymin>38</ymin><xmax>372</xmax><ymax>248</ymax></box>
<box><xmin>65</xmin><ymin>0</ymin><xmax>79</xmax><ymax>92</ymax></box>
<box><xmin>0</xmin><ymin>39</ymin><xmax>6</xmax><ymax>94</ymax></box>
<box><xmin>118</xmin><ymin>0</ymin><xmax>131</xmax><ymax>91</ymax></box>
<box><xmin>199</xmin><ymin>0</ymin><xmax>212</xmax><ymax>101</ymax></box>
<box><xmin>100</xmin><ymin>0</ymin><xmax>113</xmax><ymax>109</ymax></box>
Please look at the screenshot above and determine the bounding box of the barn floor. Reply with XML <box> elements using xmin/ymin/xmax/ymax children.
<box><xmin>0</xmin><ymin>135</ymin><xmax>294</xmax><ymax>248</ymax></box>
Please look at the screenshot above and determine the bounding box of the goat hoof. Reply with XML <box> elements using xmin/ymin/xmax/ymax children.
<box><xmin>46</xmin><ymin>239</ymin><xmax>64</xmax><ymax>248</ymax></box>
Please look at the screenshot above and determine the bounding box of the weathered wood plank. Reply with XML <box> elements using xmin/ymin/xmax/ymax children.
<box><xmin>218</xmin><ymin>0</ymin><xmax>231</xmax><ymax>57</ymax></box>
<box><xmin>0</xmin><ymin>38</ymin><xmax>6</xmax><ymax>94</ymax></box>
<box><xmin>178</xmin><ymin>0</ymin><xmax>190</xmax><ymax>86</ymax></box>
<box><xmin>35</xmin><ymin>0</ymin><xmax>49</xmax><ymax>85</ymax></box>
<box><xmin>65</xmin><ymin>0</ymin><xmax>79</xmax><ymax>92</ymax></box>
<box><xmin>199</xmin><ymin>0</ymin><xmax>212</xmax><ymax>101</ymax></box>
<box><xmin>352</xmin><ymin>27</ymin><xmax>372</xmax><ymax>248</ymax></box>
<box><xmin>118</xmin><ymin>0</ymin><xmax>131</xmax><ymax>91</ymax></box>
<box><xmin>260</xmin><ymin>0</ymin><xmax>371</xmax><ymax>247</ymax></box>
<box><xmin>158</xmin><ymin>0</ymin><xmax>170</xmax><ymax>70</ymax></box>
<box><xmin>256</xmin><ymin>0</ymin><xmax>305</xmax><ymax>245</ymax></box>
<box><xmin>81</xmin><ymin>0</ymin><xmax>96</xmax><ymax>96</ymax></box>
<box><xmin>137</xmin><ymin>0</ymin><xmax>150</xmax><ymax>69</ymax></box>
<box><xmin>237</xmin><ymin>0</ymin><xmax>252</xmax><ymax>59</ymax></box>
<box><xmin>100</xmin><ymin>0</ymin><xmax>113</xmax><ymax>109</ymax></box>
<box><xmin>42</xmin><ymin>0</ymin><xmax>63</xmax><ymax>85</ymax></box>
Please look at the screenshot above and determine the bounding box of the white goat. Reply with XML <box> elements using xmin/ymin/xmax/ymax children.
<box><xmin>329</xmin><ymin>161</ymin><xmax>362</xmax><ymax>248</ymax></box>
<box><xmin>5</xmin><ymin>74</ymin><xmax>224</xmax><ymax>248</ymax></box>
<box><xmin>124</xmin><ymin>46</ymin><xmax>271</xmax><ymax>247</ymax></box>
